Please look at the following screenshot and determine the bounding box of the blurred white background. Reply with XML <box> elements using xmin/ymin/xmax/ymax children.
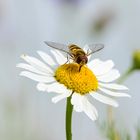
<box><xmin>0</xmin><ymin>0</ymin><xmax>140</xmax><ymax>140</ymax></box>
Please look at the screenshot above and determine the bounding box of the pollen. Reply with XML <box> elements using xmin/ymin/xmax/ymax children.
<box><xmin>54</xmin><ymin>63</ymin><xmax>98</xmax><ymax>95</ymax></box>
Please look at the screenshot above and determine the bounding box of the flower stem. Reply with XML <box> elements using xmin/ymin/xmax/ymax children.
<box><xmin>107</xmin><ymin>66</ymin><xmax>134</xmax><ymax>126</ymax></box>
<box><xmin>66</xmin><ymin>95</ymin><xmax>73</xmax><ymax>140</ymax></box>
<box><xmin>117</xmin><ymin>66</ymin><xmax>134</xmax><ymax>84</ymax></box>
<box><xmin>105</xmin><ymin>66</ymin><xmax>134</xmax><ymax>140</ymax></box>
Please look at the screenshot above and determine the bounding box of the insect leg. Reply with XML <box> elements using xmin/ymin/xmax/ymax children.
<box><xmin>64</xmin><ymin>54</ymin><xmax>70</xmax><ymax>64</ymax></box>
<box><xmin>64</xmin><ymin>54</ymin><xmax>73</xmax><ymax>64</ymax></box>
<box><xmin>63</xmin><ymin>53</ymin><xmax>75</xmax><ymax>65</ymax></box>
<box><xmin>79</xmin><ymin>65</ymin><xmax>83</xmax><ymax>72</ymax></box>
<box><xmin>87</xmin><ymin>48</ymin><xmax>90</xmax><ymax>55</ymax></box>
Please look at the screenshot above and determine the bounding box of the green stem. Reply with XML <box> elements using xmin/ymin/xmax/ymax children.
<box><xmin>107</xmin><ymin>66</ymin><xmax>134</xmax><ymax>125</ymax></box>
<box><xmin>66</xmin><ymin>95</ymin><xmax>73</xmax><ymax>140</ymax></box>
<box><xmin>117</xmin><ymin>66</ymin><xmax>134</xmax><ymax>84</ymax></box>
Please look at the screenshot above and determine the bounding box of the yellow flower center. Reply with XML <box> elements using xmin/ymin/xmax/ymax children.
<box><xmin>54</xmin><ymin>63</ymin><xmax>98</xmax><ymax>95</ymax></box>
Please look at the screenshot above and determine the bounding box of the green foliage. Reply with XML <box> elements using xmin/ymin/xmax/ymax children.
<box><xmin>136</xmin><ymin>126</ymin><xmax>140</xmax><ymax>140</ymax></box>
<box><xmin>99</xmin><ymin>119</ymin><xmax>132</xmax><ymax>140</ymax></box>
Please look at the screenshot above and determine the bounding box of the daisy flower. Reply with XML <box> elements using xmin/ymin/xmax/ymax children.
<box><xmin>17</xmin><ymin>45</ymin><xmax>130</xmax><ymax>121</ymax></box>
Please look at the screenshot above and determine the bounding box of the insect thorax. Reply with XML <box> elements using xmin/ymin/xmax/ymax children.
<box><xmin>68</xmin><ymin>44</ymin><xmax>85</xmax><ymax>56</ymax></box>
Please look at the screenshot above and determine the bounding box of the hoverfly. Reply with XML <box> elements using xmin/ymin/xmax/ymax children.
<box><xmin>44</xmin><ymin>41</ymin><xmax>104</xmax><ymax>71</ymax></box>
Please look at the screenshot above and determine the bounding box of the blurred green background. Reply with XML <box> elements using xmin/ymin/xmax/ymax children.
<box><xmin>0</xmin><ymin>0</ymin><xmax>140</xmax><ymax>140</ymax></box>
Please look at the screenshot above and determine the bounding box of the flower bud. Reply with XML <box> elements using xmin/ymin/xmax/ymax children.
<box><xmin>132</xmin><ymin>50</ymin><xmax>140</xmax><ymax>70</ymax></box>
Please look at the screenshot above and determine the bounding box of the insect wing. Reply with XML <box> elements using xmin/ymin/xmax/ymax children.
<box><xmin>44</xmin><ymin>41</ymin><xmax>70</xmax><ymax>54</ymax></box>
<box><xmin>87</xmin><ymin>44</ymin><xmax>104</xmax><ymax>56</ymax></box>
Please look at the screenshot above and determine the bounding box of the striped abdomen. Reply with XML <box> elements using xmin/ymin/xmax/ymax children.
<box><xmin>68</xmin><ymin>44</ymin><xmax>88</xmax><ymax>65</ymax></box>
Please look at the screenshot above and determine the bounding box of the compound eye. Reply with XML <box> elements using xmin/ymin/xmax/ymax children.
<box><xmin>85</xmin><ymin>57</ymin><xmax>88</xmax><ymax>64</ymax></box>
<box><xmin>76</xmin><ymin>56</ymin><xmax>82</xmax><ymax>64</ymax></box>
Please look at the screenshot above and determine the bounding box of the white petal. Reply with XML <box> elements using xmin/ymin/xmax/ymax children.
<box><xmin>37</xmin><ymin>83</ymin><xmax>48</xmax><ymax>91</ymax></box>
<box><xmin>98</xmin><ymin>87</ymin><xmax>131</xmax><ymax>97</ymax></box>
<box><xmin>99</xmin><ymin>83</ymin><xmax>128</xmax><ymax>90</ymax></box>
<box><xmin>51</xmin><ymin>50</ymin><xmax>67</xmax><ymax>65</ymax></box>
<box><xmin>55</xmin><ymin>50</ymin><xmax>67</xmax><ymax>60</ymax></box>
<box><xmin>82</xmin><ymin>96</ymin><xmax>98</xmax><ymax>121</ymax></box>
<box><xmin>21</xmin><ymin>54</ymin><xmax>53</xmax><ymax>74</ymax></box>
<box><xmin>71</xmin><ymin>93</ymin><xmax>84</xmax><ymax>112</ymax></box>
<box><xmin>90</xmin><ymin>60</ymin><xmax>114</xmax><ymax>76</ymax></box>
<box><xmin>20</xmin><ymin>71</ymin><xmax>55</xmax><ymax>83</ymax></box>
<box><xmin>88</xmin><ymin>59</ymin><xmax>103</xmax><ymax>68</ymax></box>
<box><xmin>97</xmin><ymin>69</ymin><xmax>120</xmax><ymax>82</ymax></box>
<box><xmin>37</xmin><ymin>51</ymin><xmax>56</xmax><ymax>66</ymax></box>
<box><xmin>71</xmin><ymin>94</ymin><xmax>98</xmax><ymax>120</ymax></box>
<box><xmin>90</xmin><ymin>92</ymin><xmax>118</xmax><ymax>107</ymax></box>
<box><xmin>17</xmin><ymin>63</ymin><xmax>47</xmax><ymax>75</ymax></box>
<box><xmin>52</xmin><ymin>91</ymin><xmax>71</xmax><ymax>103</ymax></box>
<box><xmin>47</xmin><ymin>82</ymin><xmax>70</xmax><ymax>93</ymax></box>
